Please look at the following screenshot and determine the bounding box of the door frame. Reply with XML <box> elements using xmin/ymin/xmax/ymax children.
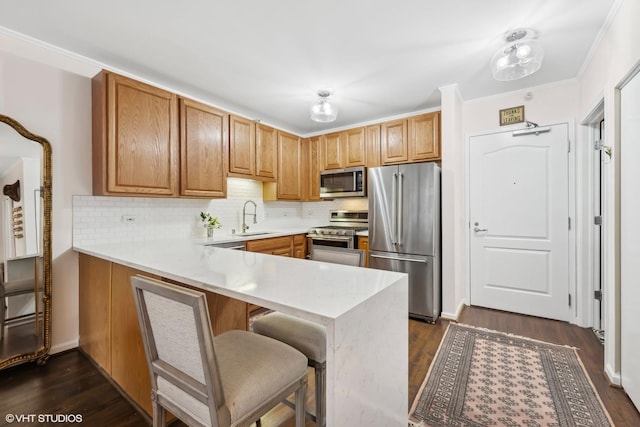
<box><xmin>579</xmin><ymin>100</ymin><xmax>606</xmax><ymax>331</ymax></box>
<box><xmin>464</xmin><ymin>120</ymin><xmax>577</xmax><ymax>323</ymax></box>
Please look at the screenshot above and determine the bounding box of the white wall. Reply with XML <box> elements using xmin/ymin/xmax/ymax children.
<box><xmin>577</xmin><ymin>0</ymin><xmax>640</xmax><ymax>385</ymax></box>
<box><xmin>439</xmin><ymin>84</ymin><xmax>465</xmax><ymax>319</ymax></box>
<box><xmin>0</xmin><ymin>51</ymin><xmax>93</xmax><ymax>354</ymax></box>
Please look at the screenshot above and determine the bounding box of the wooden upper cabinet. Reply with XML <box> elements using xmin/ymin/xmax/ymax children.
<box><xmin>93</xmin><ymin>71</ymin><xmax>179</xmax><ymax>196</ymax></box>
<box><xmin>343</xmin><ymin>127</ymin><xmax>366</xmax><ymax>167</ymax></box>
<box><xmin>380</xmin><ymin>112</ymin><xmax>441</xmax><ymax>165</ymax></box>
<box><xmin>321</xmin><ymin>128</ymin><xmax>366</xmax><ymax>170</ymax></box>
<box><xmin>229</xmin><ymin>114</ymin><xmax>256</xmax><ymax>177</ymax></box>
<box><xmin>381</xmin><ymin>119</ymin><xmax>408</xmax><ymax>165</ymax></box>
<box><xmin>255</xmin><ymin>123</ymin><xmax>277</xmax><ymax>180</ymax></box>
<box><xmin>276</xmin><ymin>131</ymin><xmax>302</xmax><ymax>200</ymax></box>
<box><xmin>307</xmin><ymin>136</ymin><xmax>321</xmax><ymax>200</ymax></box>
<box><xmin>322</xmin><ymin>132</ymin><xmax>342</xmax><ymax>170</ymax></box>
<box><xmin>366</xmin><ymin>125</ymin><xmax>381</xmax><ymax>168</ymax></box>
<box><xmin>408</xmin><ymin>112</ymin><xmax>440</xmax><ymax>161</ymax></box>
<box><xmin>180</xmin><ymin>98</ymin><xmax>228</xmax><ymax>198</ymax></box>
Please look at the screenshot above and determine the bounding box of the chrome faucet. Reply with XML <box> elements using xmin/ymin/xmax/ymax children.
<box><xmin>242</xmin><ymin>200</ymin><xmax>257</xmax><ymax>233</ymax></box>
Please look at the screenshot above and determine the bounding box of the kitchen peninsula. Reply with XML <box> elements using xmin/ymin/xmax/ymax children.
<box><xmin>75</xmin><ymin>239</ymin><xmax>408</xmax><ymax>426</ymax></box>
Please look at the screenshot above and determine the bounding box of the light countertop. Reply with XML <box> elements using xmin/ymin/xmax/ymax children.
<box><xmin>73</xmin><ymin>238</ymin><xmax>405</xmax><ymax>325</ymax></box>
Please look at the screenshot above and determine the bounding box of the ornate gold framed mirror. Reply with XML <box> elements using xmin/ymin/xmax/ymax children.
<box><xmin>0</xmin><ymin>114</ymin><xmax>51</xmax><ymax>369</ymax></box>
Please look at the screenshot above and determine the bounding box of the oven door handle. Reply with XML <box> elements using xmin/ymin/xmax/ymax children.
<box><xmin>307</xmin><ymin>235</ymin><xmax>354</xmax><ymax>242</ymax></box>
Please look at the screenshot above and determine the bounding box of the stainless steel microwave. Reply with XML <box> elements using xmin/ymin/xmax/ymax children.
<box><xmin>320</xmin><ymin>166</ymin><xmax>366</xmax><ymax>198</ymax></box>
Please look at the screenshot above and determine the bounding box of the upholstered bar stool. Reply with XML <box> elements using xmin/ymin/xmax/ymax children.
<box><xmin>131</xmin><ymin>276</ymin><xmax>308</xmax><ymax>427</ymax></box>
<box><xmin>252</xmin><ymin>312</ymin><xmax>326</xmax><ymax>426</ymax></box>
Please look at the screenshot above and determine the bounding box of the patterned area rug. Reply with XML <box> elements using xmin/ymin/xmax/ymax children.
<box><xmin>409</xmin><ymin>323</ymin><xmax>613</xmax><ymax>426</ymax></box>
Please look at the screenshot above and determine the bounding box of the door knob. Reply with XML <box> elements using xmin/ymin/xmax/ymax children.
<box><xmin>473</xmin><ymin>222</ymin><xmax>487</xmax><ymax>232</ymax></box>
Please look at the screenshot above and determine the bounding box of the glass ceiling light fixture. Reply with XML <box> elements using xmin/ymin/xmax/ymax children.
<box><xmin>310</xmin><ymin>90</ymin><xmax>338</xmax><ymax>123</ymax></box>
<box><xmin>490</xmin><ymin>29</ymin><xmax>544</xmax><ymax>81</ymax></box>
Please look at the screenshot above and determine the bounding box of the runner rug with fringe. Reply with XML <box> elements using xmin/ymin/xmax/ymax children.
<box><xmin>409</xmin><ymin>323</ymin><xmax>613</xmax><ymax>426</ymax></box>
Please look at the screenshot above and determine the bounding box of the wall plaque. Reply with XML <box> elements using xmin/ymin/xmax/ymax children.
<box><xmin>499</xmin><ymin>105</ymin><xmax>525</xmax><ymax>126</ymax></box>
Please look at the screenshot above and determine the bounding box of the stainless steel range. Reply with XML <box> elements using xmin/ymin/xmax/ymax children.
<box><xmin>307</xmin><ymin>210</ymin><xmax>368</xmax><ymax>249</ymax></box>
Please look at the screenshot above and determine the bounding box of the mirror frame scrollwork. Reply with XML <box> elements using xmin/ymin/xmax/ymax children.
<box><xmin>0</xmin><ymin>114</ymin><xmax>52</xmax><ymax>369</ymax></box>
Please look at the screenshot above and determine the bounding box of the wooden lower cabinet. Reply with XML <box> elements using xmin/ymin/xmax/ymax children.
<box><xmin>78</xmin><ymin>254</ymin><xmax>249</xmax><ymax>418</ymax></box>
<box><xmin>245</xmin><ymin>235</ymin><xmax>293</xmax><ymax>256</ymax></box>
<box><xmin>358</xmin><ymin>236</ymin><xmax>369</xmax><ymax>267</ymax></box>
<box><xmin>111</xmin><ymin>263</ymin><xmax>158</xmax><ymax>416</ymax></box>
<box><xmin>245</xmin><ymin>234</ymin><xmax>307</xmax><ymax>259</ymax></box>
<box><xmin>293</xmin><ymin>234</ymin><xmax>307</xmax><ymax>259</ymax></box>
<box><xmin>78</xmin><ymin>253</ymin><xmax>112</xmax><ymax>373</ymax></box>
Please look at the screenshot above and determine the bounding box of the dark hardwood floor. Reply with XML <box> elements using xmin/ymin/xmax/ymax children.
<box><xmin>0</xmin><ymin>306</ymin><xmax>638</xmax><ymax>426</ymax></box>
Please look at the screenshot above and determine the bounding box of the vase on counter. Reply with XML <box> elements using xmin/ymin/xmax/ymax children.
<box><xmin>206</xmin><ymin>226</ymin><xmax>215</xmax><ymax>238</ymax></box>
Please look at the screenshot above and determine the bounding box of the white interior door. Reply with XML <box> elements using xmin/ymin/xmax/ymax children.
<box><xmin>620</xmin><ymin>70</ymin><xmax>640</xmax><ymax>411</ymax></box>
<box><xmin>469</xmin><ymin>124</ymin><xmax>569</xmax><ymax>321</ymax></box>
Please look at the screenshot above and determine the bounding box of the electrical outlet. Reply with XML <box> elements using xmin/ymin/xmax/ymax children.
<box><xmin>121</xmin><ymin>215</ymin><xmax>136</xmax><ymax>223</ymax></box>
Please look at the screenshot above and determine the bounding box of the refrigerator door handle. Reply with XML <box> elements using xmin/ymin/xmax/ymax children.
<box><xmin>397</xmin><ymin>172</ymin><xmax>403</xmax><ymax>247</ymax></box>
<box><xmin>392</xmin><ymin>172</ymin><xmax>398</xmax><ymax>245</ymax></box>
<box><xmin>369</xmin><ymin>253</ymin><xmax>428</xmax><ymax>263</ymax></box>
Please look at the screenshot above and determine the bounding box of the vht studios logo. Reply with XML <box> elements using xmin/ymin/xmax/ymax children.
<box><xmin>5</xmin><ymin>413</ymin><xmax>83</xmax><ymax>423</ymax></box>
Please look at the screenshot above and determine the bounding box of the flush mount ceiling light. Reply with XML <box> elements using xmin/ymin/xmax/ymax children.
<box><xmin>310</xmin><ymin>90</ymin><xmax>338</xmax><ymax>123</ymax></box>
<box><xmin>490</xmin><ymin>29</ymin><xmax>544</xmax><ymax>81</ymax></box>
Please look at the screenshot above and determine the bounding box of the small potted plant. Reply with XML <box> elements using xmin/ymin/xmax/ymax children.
<box><xmin>200</xmin><ymin>212</ymin><xmax>222</xmax><ymax>237</ymax></box>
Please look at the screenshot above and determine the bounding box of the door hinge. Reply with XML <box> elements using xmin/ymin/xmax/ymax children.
<box><xmin>594</xmin><ymin>290</ymin><xmax>603</xmax><ymax>301</ymax></box>
<box><xmin>568</xmin><ymin>217</ymin><xmax>572</xmax><ymax>230</ymax></box>
<box><xmin>594</xmin><ymin>139</ymin><xmax>603</xmax><ymax>150</ymax></box>
<box><xmin>568</xmin><ymin>140</ymin><xmax>571</xmax><ymax>153</ymax></box>
<box><xmin>594</xmin><ymin>215</ymin><xmax>603</xmax><ymax>226</ymax></box>
<box><xmin>568</xmin><ymin>294</ymin><xmax>572</xmax><ymax>307</ymax></box>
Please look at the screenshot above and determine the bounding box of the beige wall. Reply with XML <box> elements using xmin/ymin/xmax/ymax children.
<box><xmin>0</xmin><ymin>52</ymin><xmax>93</xmax><ymax>353</ymax></box>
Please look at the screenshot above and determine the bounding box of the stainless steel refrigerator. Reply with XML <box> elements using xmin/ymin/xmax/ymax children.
<box><xmin>368</xmin><ymin>162</ymin><xmax>441</xmax><ymax>322</ymax></box>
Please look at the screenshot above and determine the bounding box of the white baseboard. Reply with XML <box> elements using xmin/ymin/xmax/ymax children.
<box><xmin>441</xmin><ymin>301</ymin><xmax>466</xmax><ymax>321</ymax></box>
<box><xmin>605</xmin><ymin>363</ymin><xmax>622</xmax><ymax>387</ymax></box>
<box><xmin>50</xmin><ymin>338</ymin><xmax>79</xmax><ymax>355</ymax></box>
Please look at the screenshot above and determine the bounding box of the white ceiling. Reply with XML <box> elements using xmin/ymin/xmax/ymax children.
<box><xmin>0</xmin><ymin>0</ymin><xmax>615</xmax><ymax>136</ymax></box>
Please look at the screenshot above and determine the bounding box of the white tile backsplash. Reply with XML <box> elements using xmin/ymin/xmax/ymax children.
<box><xmin>72</xmin><ymin>177</ymin><xmax>369</xmax><ymax>246</ymax></box>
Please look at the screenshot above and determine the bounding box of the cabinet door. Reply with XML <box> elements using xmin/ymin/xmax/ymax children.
<box><xmin>111</xmin><ymin>263</ymin><xmax>160</xmax><ymax>416</ymax></box>
<box><xmin>366</xmin><ymin>125</ymin><xmax>381</xmax><ymax>168</ymax></box>
<box><xmin>245</xmin><ymin>236</ymin><xmax>293</xmax><ymax>256</ymax></box>
<box><xmin>99</xmin><ymin>72</ymin><xmax>179</xmax><ymax>196</ymax></box>
<box><xmin>293</xmin><ymin>234</ymin><xmax>307</xmax><ymax>259</ymax></box>
<box><xmin>381</xmin><ymin>119</ymin><xmax>408</xmax><ymax>164</ymax></box>
<box><xmin>180</xmin><ymin>98</ymin><xmax>228</xmax><ymax>198</ymax></box>
<box><xmin>307</xmin><ymin>136</ymin><xmax>321</xmax><ymax>200</ymax></box>
<box><xmin>229</xmin><ymin>114</ymin><xmax>255</xmax><ymax>177</ymax></box>
<box><xmin>358</xmin><ymin>236</ymin><xmax>369</xmax><ymax>267</ymax></box>
<box><xmin>79</xmin><ymin>254</ymin><xmax>112</xmax><ymax>373</ymax></box>
<box><xmin>323</xmin><ymin>132</ymin><xmax>343</xmax><ymax>170</ymax></box>
<box><xmin>277</xmin><ymin>131</ymin><xmax>302</xmax><ymax>200</ymax></box>
<box><xmin>408</xmin><ymin>112</ymin><xmax>440</xmax><ymax>161</ymax></box>
<box><xmin>256</xmin><ymin>123</ymin><xmax>277</xmax><ymax>180</ymax></box>
<box><xmin>343</xmin><ymin>127</ymin><xmax>366</xmax><ymax>167</ymax></box>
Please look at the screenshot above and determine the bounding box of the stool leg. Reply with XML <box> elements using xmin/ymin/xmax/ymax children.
<box><xmin>315</xmin><ymin>361</ymin><xmax>326</xmax><ymax>427</ymax></box>
<box><xmin>295</xmin><ymin>377</ymin><xmax>307</xmax><ymax>427</ymax></box>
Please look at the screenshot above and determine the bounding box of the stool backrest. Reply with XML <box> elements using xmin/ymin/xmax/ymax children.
<box><xmin>131</xmin><ymin>275</ymin><xmax>231</xmax><ymax>427</ymax></box>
